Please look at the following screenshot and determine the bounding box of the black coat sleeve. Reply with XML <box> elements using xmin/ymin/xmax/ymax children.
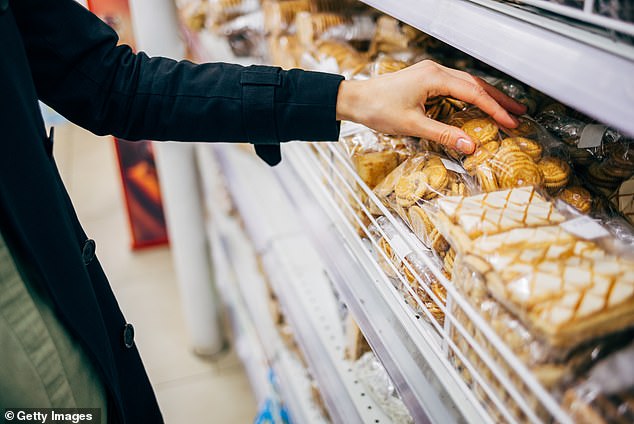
<box><xmin>10</xmin><ymin>0</ymin><xmax>344</xmax><ymax>147</ymax></box>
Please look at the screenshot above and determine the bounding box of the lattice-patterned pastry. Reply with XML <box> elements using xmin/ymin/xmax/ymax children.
<box><xmin>433</xmin><ymin>186</ymin><xmax>566</xmax><ymax>241</ymax></box>
<box><xmin>466</xmin><ymin>243</ymin><xmax>634</xmax><ymax>348</ymax></box>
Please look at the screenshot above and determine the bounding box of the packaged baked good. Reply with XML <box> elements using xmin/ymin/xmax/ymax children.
<box><xmin>306</xmin><ymin>39</ymin><xmax>368</xmax><ymax>77</ymax></box>
<box><xmin>449</xmin><ymin>109</ymin><xmax>575</xmax><ymax>195</ymax></box>
<box><xmin>220</xmin><ymin>11</ymin><xmax>267</xmax><ymax>57</ymax></box>
<box><xmin>178</xmin><ymin>1</ymin><xmax>208</xmax><ymax>32</ymax></box>
<box><xmin>563</xmin><ymin>343</ymin><xmax>634</xmax><ymax>423</ymax></box>
<box><xmin>262</xmin><ymin>0</ymin><xmax>310</xmax><ymax>34</ymax></box>
<box><xmin>295</xmin><ymin>11</ymin><xmax>351</xmax><ymax>47</ymax></box>
<box><xmin>369</xmin><ymin>15</ymin><xmax>427</xmax><ymax>56</ymax></box>
<box><xmin>208</xmin><ymin>0</ymin><xmax>260</xmax><ymax>27</ymax></box>
<box><xmin>429</xmin><ymin>187</ymin><xmax>634</xmax><ymax>350</ymax></box>
<box><xmin>355</xmin><ymin>352</ymin><xmax>414</xmax><ymax>424</ymax></box>
<box><xmin>340</xmin><ymin>126</ymin><xmax>419</xmax><ymax>189</ymax></box>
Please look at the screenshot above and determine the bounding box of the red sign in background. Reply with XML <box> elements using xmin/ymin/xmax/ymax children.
<box><xmin>87</xmin><ymin>0</ymin><xmax>169</xmax><ymax>249</ymax></box>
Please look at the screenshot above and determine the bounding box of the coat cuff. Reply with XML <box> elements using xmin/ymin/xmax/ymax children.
<box><xmin>240</xmin><ymin>65</ymin><xmax>344</xmax><ymax>166</ymax></box>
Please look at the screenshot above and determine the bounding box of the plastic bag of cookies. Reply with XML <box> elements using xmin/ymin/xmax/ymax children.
<box><xmin>447</xmin><ymin>108</ymin><xmax>575</xmax><ymax>196</ymax></box>
<box><xmin>563</xmin><ymin>341</ymin><xmax>634</xmax><ymax>423</ymax></box>
<box><xmin>262</xmin><ymin>0</ymin><xmax>310</xmax><ymax>35</ymax></box>
<box><xmin>373</xmin><ymin>152</ymin><xmax>475</xmax><ymax>255</ymax></box>
<box><xmin>303</xmin><ymin>39</ymin><xmax>368</xmax><ymax>77</ymax></box>
<box><xmin>368</xmin><ymin>15</ymin><xmax>428</xmax><ymax>56</ymax></box>
<box><xmin>208</xmin><ymin>0</ymin><xmax>260</xmax><ymax>28</ymax></box>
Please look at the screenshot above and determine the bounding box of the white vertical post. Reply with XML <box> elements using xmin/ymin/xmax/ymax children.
<box><xmin>128</xmin><ymin>0</ymin><xmax>224</xmax><ymax>355</ymax></box>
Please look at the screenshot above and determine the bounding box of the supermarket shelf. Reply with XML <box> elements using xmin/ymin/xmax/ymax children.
<box><xmin>204</xmin><ymin>144</ymin><xmax>392</xmax><ymax>424</ymax></box>
<box><xmin>280</xmin><ymin>142</ymin><xmax>490</xmax><ymax>424</ymax></box>
<box><xmin>360</xmin><ymin>0</ymin><xmax>634</xmax><ymax>137</ymax></box>
<box><xmin>281</xmin><ymin>141</ymin><xmax>576</xmax><ymax>424</ymax></box>
<box><xmin>197</xmin><ymin>146</ymin><xmax>324</xmax><ymax>423</ymax></box>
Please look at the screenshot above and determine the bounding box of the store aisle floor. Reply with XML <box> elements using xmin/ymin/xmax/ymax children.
<box><xmin>53</xmin><ymin>123</ymin><xmax>258</xmax><ymax>423</ymax></box>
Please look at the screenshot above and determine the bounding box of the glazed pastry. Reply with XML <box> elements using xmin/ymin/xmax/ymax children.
<box><xmin>432</xmin><ymin>186</ymin><xmax>566</xmax><ymax>240</ymax></box>
<box><xmin>464</xmin><ymin>226</ymin><xmax>634</xmax><ymax>349</ymax></box>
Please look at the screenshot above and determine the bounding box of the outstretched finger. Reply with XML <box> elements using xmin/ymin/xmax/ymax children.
<box><xmin>443</xmin><ymin>68</ymin><xmax>527</xmax><ymax>115</ymax></box>
<box><xmin>439</xmin><ymin>75</ymin><xmax>519</xmax><ymax>129</ymax></box>
<box><xmin>414</xmin><ymin>114</ymin><xmax>476</xmax><ymax>154</ymax></box>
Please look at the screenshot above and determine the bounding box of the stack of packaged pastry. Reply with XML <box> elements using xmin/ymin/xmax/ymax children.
<box><xmin>422</xmin><ymin>185</ymin><xmax>634</xmax><ymax>421</ymax></box>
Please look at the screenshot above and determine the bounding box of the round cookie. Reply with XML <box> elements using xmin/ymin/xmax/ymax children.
<box><xmin>475</xmin><ymin>164</ymin><xmax>499</xmax><ymax>192</ymax></box>
<box><xmin>408</xmin><ymin>206</ymin><xmax>436</xmax><ymax>248</ymax></box>
<box><xmin>503</xmin><ymin>137</ymin><xmax>543</xmax><ymax>161</ymax></box>
<box><xmin>421</xmin><ymin>157</ymin><xmax>449</xmax><ymax>198</ymax></box>
<box><xmin>395</xmin><ymin>171</ymin><xmax>429</xmax><ymax>207</ymax></box>
<box><xmin>461</xmin><ymin>118</ymin><xmax>499</xmax><ymax>144</ymax></box>
<box><xmin>537</xmin><ymin>157</ymin><xmax>571</xmax><ymax>193</ymax></box>
<box><xmin>557</xmin><ymin>186</ymin><xmax>593</xmax><ymax>214</ymax></box>
<box><xmin>498</xmin><ymin>161</ymin><xmax>542</xmax><ymax>188</ymax></box>
<box><xmin>464</xmin><ymin>147</ymin><xmax>495</xmax><ymax>174</ymax></box>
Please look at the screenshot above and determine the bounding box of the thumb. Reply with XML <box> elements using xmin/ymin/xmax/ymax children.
<box><xmin>416</xmin><ymin>115</ymin><xmax>476</xmax><ymax>154</ymax></box>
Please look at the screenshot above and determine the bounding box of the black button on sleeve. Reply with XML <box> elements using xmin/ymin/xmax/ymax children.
<box><xmin>82</xmin><ymin>239</ymin><xmax>96</xmax><ymax>265</ymax></box>
<box><xmin>123</xmin><ymin>323</ymin><xmax>135</xmax><ymax>349</ymax></box>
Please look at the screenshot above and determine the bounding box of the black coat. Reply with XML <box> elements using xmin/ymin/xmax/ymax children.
<box><xmin>0</xmin><ymin>0</ymin><xmax>343</xmax><ymax>422</ymax></box>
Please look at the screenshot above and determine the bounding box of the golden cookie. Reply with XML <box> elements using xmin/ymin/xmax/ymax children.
<box><xmin>557</xmin><ymin>186</ymin><xmax>592</xmax><ymax>214</ymax></box>
<box><xmin>409</xmin><ymin>205</ymin><xmax>435</xmax><ymax>244</ymax></box>
<box><xmin>461</xmin><ymin>118</ymin><xmax>499</xmax><ymax>144</ymax></box>
<box><xmin>463</xmin><ymin>147</ymin><xmax>494</xmax><ymax>174</ymax></box>
<box><xmin>395</xmin><ymin>171</ymin><xmax>428</xmax><ymax>207</ymax></box>
<box><xmin>475</xmin><ymin>164</ymin><xmax>499</xmax><ymax>192</ymax></box>
<box><xmin>422</xmin><ymin>157</ymin><xmax>449</xmax><ymax>196</ymax></box>
<box><xmin>497</xmin><ymin>160</ymin><xmax>542</xmax><ymax>188</ymax></box>
<box><xmin>429</xmin><ymin>228</ymin><xmax>450</xmax><ymax>253</ymax></box>
<box><xmin>538</xmin><ymin>157</ymin><xmax>571</xmax><ymax>192</ymax></box>
<box><xmin>502</xmin><ymin>137</ymin><xmax>543</xmax><ymax>161</ymax></box>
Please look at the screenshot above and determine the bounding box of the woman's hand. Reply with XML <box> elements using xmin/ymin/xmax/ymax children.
<box><xmin>335</xmin><ymin>60</ymin><xmax>527</xmax><ymax>154</ymax></box>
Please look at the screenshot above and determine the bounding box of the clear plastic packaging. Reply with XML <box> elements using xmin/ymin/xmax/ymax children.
<box><xmin>563</xmin><ymin>342</ymin><xmax>634</xmax><ymax>423</ymax></box>
<box><xmin>178</xmin><ymin>0</ymin><xmax>208</xmax><ymax>32</ymax></box>
<box><xmin>220</xmin><ymin>11</ymin><xmax>267</xmax><ymax>57</ymax></box>
<box><xmin>339</xmin><ymin>126</ymin><xmax>419</xmax><ymax>189</ymax></box>
<box><xmin>368</xmin><ymin>15</ymin><xmax>427</xmax><ymax>56</ymax></box>
<box><xmin>262</xmin><ymin>0</ymin><xmax>311</xmax><ymax>35</ymax></box>
<box><xmin>208</xmin><ymin>0</ymin><xmax>260</xmax><ymax>28</ymax></box>
<box><xmin>373</xmin><ymin>153</ymin><xmax>475</xmax><ymax>254</ymax></box>
<box><xmin>355</xmin><ymin>352</ymin><xmax>414</xmax><ymax>424</ymax></box>
<box><xmin>304</xmin><ymin>39</ymin><xmax>368</xmax><ymax>77</ymax></box>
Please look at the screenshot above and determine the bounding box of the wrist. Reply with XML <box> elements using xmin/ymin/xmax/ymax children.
<box><xmin>335</xmin><ymin>79</ymin><xmax>362</xmax><ymax>123</ymax></box>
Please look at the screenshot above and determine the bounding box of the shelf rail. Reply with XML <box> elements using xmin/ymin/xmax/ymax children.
<box><xmin>287</xmin><ymin>140</ymin><xmax>574</xmax><ymax>424</ymax></box>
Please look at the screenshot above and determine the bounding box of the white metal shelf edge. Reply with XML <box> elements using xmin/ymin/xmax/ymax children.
<box><xmin>360</xmin><ymin>0</ymin><xmax>634</xmax><ymax>136</ymax></box>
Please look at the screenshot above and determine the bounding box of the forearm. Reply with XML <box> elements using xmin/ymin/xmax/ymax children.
<box><xmin>11</xmin><ymin>0</ymin><xmax>343</xmax><ymax>143</ymax></box>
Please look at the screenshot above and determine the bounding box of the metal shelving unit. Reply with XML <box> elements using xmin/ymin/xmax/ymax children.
<box><xmin>279</xmin><ymin>140</ymin><xmax>576</xmax><ymax>424</ymax></box>
<box><xmin>360</xmin><ymin>0</ymin><xmax>634</xmax><ymax>136</ymax></box>
<box><xmin>197</xmin><ymin>144</ymin><xmax>391</xmax><ymax>423</ymax></box>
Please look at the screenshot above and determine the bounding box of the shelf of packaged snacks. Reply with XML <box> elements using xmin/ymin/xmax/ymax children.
<box><xmin>282</xmin><ymin>139</ymin><xmax>581</xmax><ymax>424</ymax></box>
<box><xmin>277</xmin><ymin>142</ymin><xmax>491</xmax><ymax>424</ymax></box>
<box><xmin>358</xmin><ymin>0</ymin><xmax>634</xmax><ymax>137</ymax></box>
<box><xmin>199</xmin><ymin>144</ymin><xmax>391</xmax><ymax>423</ymax></box>
<box><xmin>196</xmin><ymin>145</ymin><xmax>327</xmax><ymax>423</ymax></box>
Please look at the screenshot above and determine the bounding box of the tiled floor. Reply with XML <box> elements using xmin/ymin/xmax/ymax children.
<box><xmin>53</xmin><ymin>123</ymin><xmax>258</xmax><ymax>423</ymax></box>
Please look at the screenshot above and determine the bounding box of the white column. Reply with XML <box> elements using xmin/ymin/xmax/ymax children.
<box><xmin>128</xmin><ymin>0</ymin><xmax>224</xmax><ymax>355</ymax></box>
